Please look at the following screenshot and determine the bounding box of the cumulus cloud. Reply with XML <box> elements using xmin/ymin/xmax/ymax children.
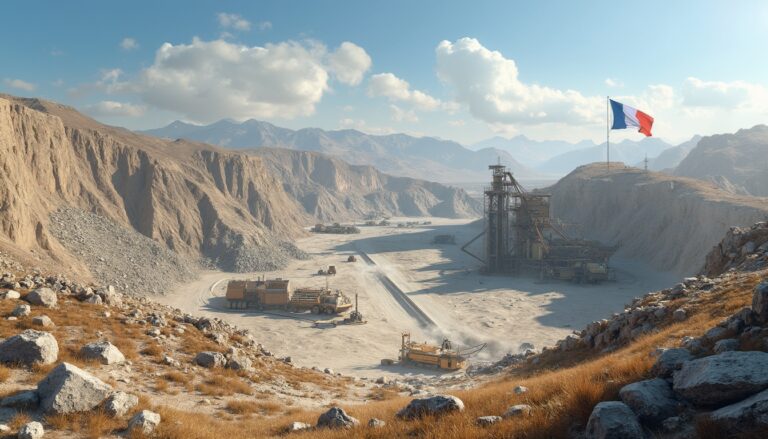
<box><xmin>84</xmin><ymin>100</ymin><xmax>145</xmax><ymax>117</ymax></box>
<box><xmin>3</xmin><ymin>78</ymin><xmax>36</xmax><ymax>91</ymax></box>
<box><xmin>605</xmin><ymin>78</ymin><xmax>623</xmax><ymax>88</ymax></box>
<box><xmin>121</xmin><ymin>38</ymin><xmax>139</xmax><ymax>51</ymax></box>
<box><xmin>389</xmin><ymin>104</ymin><xmax>418</xmax><ymax>122</ymax></box>
<box><xmin>218</xmin><ymin>13</ymin><xmax>251</xmax><ymax>31</ymax></box>
<box><xmin>257</xmin><ymin>21</ymin><xmax>272</xmax><ymax>31</ymax></box>
<box><xmin>681</xmin><ymin>77</ymin><xmax>766</xmax><ymax>109</ymax></box>
<box><xmin>131</xmin><ymin>38</ymin><xmax>374</xmax><ymax>122</ymax></box>
<box><xmin>368</xmin><ymin>73</ymin><xmax>441</xmax><ymax>111</ymax></box>
<box><xmin>327</xmin><ymin>42</ymin><xmax>372</xmax><ymax>86</ymax></box>
<box><xmin>435</xmin><ymin>37</ymin><xmax>602</xmax><ymax>126</ymax></box>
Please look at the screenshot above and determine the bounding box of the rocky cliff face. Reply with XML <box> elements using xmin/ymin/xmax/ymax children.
<box><xmin>0</xmin><ymin>95</ymin><xmax>309</xmax><ymax>280</ymax></box>
<box><xmin>253</xmin><ymin>148</ymin><xmax>482</xmax><ymax>221</ymax></box>
<box><xmin>547</xmin><ymin>163</ymin><xmax>768</xmax><ymax>276</ymax></box>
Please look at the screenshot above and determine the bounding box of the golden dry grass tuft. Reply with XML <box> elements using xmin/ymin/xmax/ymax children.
<box><xmin>225</xmin><ymin>399</ymin><xmax>283</xmax><ymax>416</ymax></box>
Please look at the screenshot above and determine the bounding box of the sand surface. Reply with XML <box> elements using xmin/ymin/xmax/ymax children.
<box><xmin>161</xmin><ymin>218</ymin><xmax>678</xmax><ymax>378</ymax></box>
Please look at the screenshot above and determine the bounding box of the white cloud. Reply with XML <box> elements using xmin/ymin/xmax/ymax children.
<box><xmin>390</xmin><ymin>104</ymin><xmax>418</xmax><ymax>122</ymax></box>
<box><xmin>134</xmin><ymin>38</ymin><xmax>353</xmax><ymax>122</ymax></box>
<box><xmin>368</xmin><ymin>73</ymin><xmax>441</xmax><ymax>111</ymax></box>
<box><xmin>435</xmin><ymin>37</ymin><xmax>602</xmax><ymax>126</ymax></box>
<box><xmin>84</xmin><ymin>100</ymin><xmax>145</xmax><ymax>117</ymax></box>
<box><xmin>338</xmin><ymin>118</ymin><xmax>393</xmax><ymax>134</ymax></box>
<box><xmin>217</xmin><ymin>13</ymin><xmax>251</xmax><ymax>31</ymax></box>
<box><xmin>3</xmin><ymin>78</ymin><xmax>36</xmax><ymax>92</ymax></box>
<box><xmin>327</xmin><ymin>42</ymin><xmax>371</xmax><ymax>86</ymax></box>
<box><xmin>257</xmin><ymin>21</ymin><xmax>272</xmax><ymax>31</ymax></box>
<box><xmin>448</xmin><ymin>119</ymin><xmax>466</xmax><ymax>127</ymax></box>
<box><xmin>121</xmin><ymin>38</ymin><xmax>139</xmax><ymax>51</ymax></box>
<box><xmin>605</xmin><ymin>78</ymin><xmax>623</xmax><ymax>88</ymax></box>
<box><xmin>681</xmin><ymin>77</ymin><xmax>767</xmax><ymax>109</ymax></box>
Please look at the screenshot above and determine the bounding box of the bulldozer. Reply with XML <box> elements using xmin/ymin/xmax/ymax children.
<box><xmin>392</xmin><ymin>333</ymin><xmax>485</xmax><ymax>371</ymax></box>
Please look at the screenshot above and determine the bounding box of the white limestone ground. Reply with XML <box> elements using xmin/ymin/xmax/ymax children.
<box><xmin>161</xmin><ymin>217</ymin><xmax>677</xmax><ymax>379</ymax></box>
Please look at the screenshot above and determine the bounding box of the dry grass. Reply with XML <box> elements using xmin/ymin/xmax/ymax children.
<box><xmin>0</xmin><ymin>364</ymin><xmax>11</xmax><ymax>382</ymax></box>
<box><xmin>45</xmin><ymin>409</ymin><xmax>123</xmax><ymax>439</ymax></box>
<box><xmin>140</xmin><ymin>342</ymin><xmax>163</xmax><ymax>358</ymax></box>
<box><xmin>164</xmin><ymin>370</ymin><xmax>191</xmax><ymax>384</ymax></box>
<box><xmin>225</xmin><ymin>400</ymin><xmax>283</xmax><ymax>415</ymax></box>
<box><xmin>8</xmin><ymin>412</ymin><xmax>31</xmax><ymax>431</ymax></box>
<box><xmin>196</xmin><ymin>372</ymin><xmax>253</xmax><ymax>397</ymax></box>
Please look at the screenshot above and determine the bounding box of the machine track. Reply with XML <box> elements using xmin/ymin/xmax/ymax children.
<box><xmin>357</xmin><ymin>250</ymin><xmax>436</xmax><ymax>329</ymax></box>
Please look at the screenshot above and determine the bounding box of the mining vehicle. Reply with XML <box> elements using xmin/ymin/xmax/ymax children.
<box><xmin>347</xmin><ymin>255</ymin><xmax>357</xmax><ymax>262</ymax></box>
<box><xmin>396</xmin><ymin>333</ymin><xmax>485</xmax><ymax>371</ymax></box>
<box><xmin>313</xmin><ymin>293</ymin><xmax>367</xmax><ymax>327</ymax></box>
<box><xmin>225</xmin><ymin>278</ymin><xmax>352</xmax><ymax>314</ymax></box>
<box><xmin>311</xmin><ymin>223</ymin><xmax>360</xmax><ymax>234</ymax></box>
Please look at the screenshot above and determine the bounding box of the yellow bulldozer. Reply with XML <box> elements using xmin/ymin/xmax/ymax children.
<box><xmin>392</xmin><ymin>333</ymin><xmax>485</xmax><ymax>371</ymax></box>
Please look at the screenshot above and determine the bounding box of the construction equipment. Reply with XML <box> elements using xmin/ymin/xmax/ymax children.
<box><xmin>397</xmin><ymin>333</ymin><xmax>485</xmax><ymax>371</ymax></box>
<box><xmin>311</xmin><ymin>223</ymin><xmax>360</xmax><ymax>234</ymax></box>
<box><xmin>327</xmin><ymin>265</ymin><xmax>337</xmax><ymax>275</ymax></box>
<box><xmin>225</xmin><ymin>278</ymin><xmax>352</xmax><ymax>314</ymax></box>
<box><xmin>347</xmin><ymin>255</ymin><xmax>357</xmax><ymax>262</ymax></box>
<box><xmin>461</xmin><ymin>163</ymin><xmax>615</xmax><ymax>282</ymax></box>
<box><xmin>314</xmin><ymin>293</ymin><xmax>367</xmax><ymax>327</ymax></box>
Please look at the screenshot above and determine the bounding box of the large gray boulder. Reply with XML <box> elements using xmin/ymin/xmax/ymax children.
<box><xmin>396</xmin><ymin>394</ymin><xmax>464</xmax><ymax>420</ymax></box>
<box><xmin>128</xmin><ymin>410</ymin><xmax>161</xmax><ymax>435</ymax></box>
<box><xmin>194</xmin><ymin>351</ymin><xmax>226</xmax><ymax>368</ymax></box>
<box><xmin>25</xmin><ymin>288</ymin><xmax>57</xmax><ymax>308</ymax></box>
<box><xmin>673</xmin><ymin>351</ymin><xmax>768</xmax><ymax>406</ymax></box>
<box><xmin>619</xmin><ymin>378</ymin><xmax>678</xmax><ymax>425</ymax></box>
<box><xmin>18</xmin><ymin>421</ymin><xmax>44</xmax><ymax>439</ymax></box>
<box><xmin>0</xmin><ymin>330</ymin><xmax>58</xmax><ymax>366</ymax></box>
<box><xmin>80</xmin><ymin>341</ymin><xmax>125</xmax><ymax>365</ymax></box>
<box><xmin>585</xmin><ymin>401</ymin><xmax>643</xmax><ymax>439</ymax></box>
<box><xmin>0</xmin><ymin>390</ymin><xmax>39</xmax><ymax>409</ymax></box>
<box><xmin>37</xmin><ymin>362</ymin><xmax>113</xmax><ymax>414</ymax></box>
<box><xmin>753</xmin><ymin>281</ymin><xmax>768</xmax><ymax>323</ymax></box>
<box><xmin>104</xmin><ymin>391</ymin><xmax>138</xmax><ymax>417</ymax></box>
<box><xmin>709</xmin><ymin>388</ymin><xmax>768</xmax><ymax>431</ymax></box>
<box><xmin>11</xmin><ymin>303</ymin><xmax>31</xmax><ymax>317</ymax></box>
<box><xmin>652</xmin><ymin>348</ymin><xmax>693</xmax><ymax>378</ymax></box>
<box><xmin>316</xmin><ymin>407</ymin><xmax>359</xmax><ymax>429</ymax></box>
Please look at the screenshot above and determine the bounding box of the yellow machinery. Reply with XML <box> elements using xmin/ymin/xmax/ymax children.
<box><xmin>397</xmin><ymin>333</ymin><xmax>485</xmax><ymax>371</ymax></box>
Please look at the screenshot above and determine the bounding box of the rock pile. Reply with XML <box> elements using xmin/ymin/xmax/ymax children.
<box><xmin>704</xmin><ymin>222</ymin><xmax>768</xmax><ymax>276</ymax></box>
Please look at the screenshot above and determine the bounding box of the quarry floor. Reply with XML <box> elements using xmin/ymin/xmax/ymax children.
<box><xmin>161</xmin><ymin>218</ymin><xmax>679</xmax><ymax>379</ymax></box>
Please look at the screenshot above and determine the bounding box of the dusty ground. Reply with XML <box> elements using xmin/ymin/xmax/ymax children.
<box><xmin>161</xmin><ymin>217</ymin><xmax>678</xmax><ymax>379</ymax></box>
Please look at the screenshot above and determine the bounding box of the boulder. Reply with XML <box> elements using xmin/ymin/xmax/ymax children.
<box><xmin>513</xmin><ymin>385</ymin><xmax>529</xmax><ymax>395</ymax></box>
<box><xmin>12</xmin><ymin>303</ymin><xmax>31</xmax><ymax>317</ymax></box>
<box><xmin>673</xmin><ymin>351</ymin><xmax>768</xmax><ymax>406</ymax></box>
<box><xmin>585</xmin><ymin>401</ymin><xmax>643</xmax><ymax>439</ymax></box>
<box><xmin>287</xmin><ymin>421</ymin><xmax>312</xmax><ymax>432</ymax></box>
<box><xmin>31</xmin><ymin>315</ymin><xmax>54</xmax><ymax>328</ymax></box>
<box><xmin>673</xmin><ymin>308</ymin><xmax>688</xmax><ymax>322</ymax></box>
<box><xmin>476</xmin><ymin>415</ymin><xmax>501</xmax><ymax>426</ymax></box>
<box><xmin>503</xmin><ymin>404</ymin><xmax>532</xmax><ymax>418</ymax></box>
<box><xmin>25</xmin><ymin>288</ymin><xmax>57</xmax><ymax>308</ymax></box>
<box><xmin>652</xmin><ymin>348</ymin><xmax>693</xmax><ymax>378</ymax></box>
<box><xmin>80</xmin><ymin>341</ymin><xmax>125</xmax><ymax>365</ymax></box>
<box><xmin>97</xmin><ymin>286</ymin><xmax>122</xmax><ymax>307</ymax></box>
<box><xmin>367</xmin><ymin>418</ymin><xmax>386</xmax><ymax>428</ymax></box>
<box><xmin>0</xmin><ymin>390</ymin><xmax>39</xmax><ymax>409</ymax></box>
<box><xmin>0</xmin><ymin>330</ymin><xmax>58</xmax><ymax>366</ymax></box>
<box><xmin>104</xmin><ymin>391</ymin><xmax>138</xmax><ymax>417</ymax></box>
<box><xmin>226</xmin><ymin>353</ymin><xmax>252</xmax><ymax>371</ymax></box>
<box><xmin>18</xmin><ymin>421</ymin><xmax>44</xmax><ymax>439</ymax></box>
<box><xmin>128</xmin><ymin>410</ymin><xmax>161</xmax><ymax>435</ymax></box>
<box><xmin>709</xmin><ymin>387</ymin><xmax>768</xmax><ymax>431</ymax></box>
<box><xmin>194</xmin><ymin>351</ymin><xmax>226</xmax><ymax>368</ymax></box>
<box><xmin>396</xmin><ymin>394</ymin><xmax>464</xmax><ymax>420</ymax></box>
<box><xmin>316</xmin><ymin>407</ymin><xmax>359</xmax><ymax>429</ymax></box>
<box><xmin>619</xmin><ymin>378</ymin><xmax>678</xmax><ymax>425</ymax></box>
<box><xmin>1</xmin><ymin>290</ymin><xmax>20</xmax><ymax>300</ymax></box>
<box><xmin>753</xmin><ymin>281</ymin><xmax>768</xmax><ymax>323</ymax></box>
<box><xmin>713</xmin><ymin>338</ymin><xmax>739</xmax><ymax>354</ymax></box>
<box><xmin>37</xmin><ymin>362</ymin><xmax>113</xmax><ymax>414</ymax></box>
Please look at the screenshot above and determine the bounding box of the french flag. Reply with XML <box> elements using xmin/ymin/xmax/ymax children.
<box><xmin>610</xmin><ymin>99</ymin><xmax>654</xmax><ymax>137</ymax></box>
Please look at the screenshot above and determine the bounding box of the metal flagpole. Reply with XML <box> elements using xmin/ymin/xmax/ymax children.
<box><xmin>606</xmin><ymin>96</ymin><xmax>610</xmax><ymax>171</ymax></box>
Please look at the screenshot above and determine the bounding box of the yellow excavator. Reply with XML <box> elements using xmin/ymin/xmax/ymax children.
<box><xmin>390</xmin><ymin>333</ymin><xmax>486</xmax><ymax>371</ymax></box>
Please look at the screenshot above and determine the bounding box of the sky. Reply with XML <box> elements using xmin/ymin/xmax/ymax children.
<box><xmin>3</xmin><ymin>0</ymin><xmax>768</xmax><ymax>145</ymax></box>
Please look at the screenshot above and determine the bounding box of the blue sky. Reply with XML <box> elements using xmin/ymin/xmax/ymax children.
<box><xmin>3</xmin><ymin>1</ymin><xmax>768</xmax><ymax>144</ymax></box>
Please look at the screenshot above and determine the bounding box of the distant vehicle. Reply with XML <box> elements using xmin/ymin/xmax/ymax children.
<box><xmin>311</xmin><ymin>223</ymin><xmax>360</xmax><ymax>234</ymax></box>
<box><xmin>225</xmin><ymin>278</ymin><xmax>352</xmax><ymax>314</ymax></box>
<box><xmin>327</xmin><ymin>265</ymin><xmax>337</xmax><ymax>275</ymax></box>
<box><xmin>347</xmin><ymin>255</ymin><xmax>357</xmax><ymax>262</ymax></box>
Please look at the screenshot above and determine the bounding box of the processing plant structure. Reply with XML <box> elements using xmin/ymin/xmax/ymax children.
<box><xmin>462</xmin><ymin>164</ymin><xmax>616</xmax><ymax>283</ymax></box>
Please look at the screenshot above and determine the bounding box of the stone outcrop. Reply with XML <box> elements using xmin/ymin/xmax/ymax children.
<box><xmin>316</xmin><ymin>407</ymin><xmax>359</xmax><ymax>429</ymax></box>
<box><xmin>619</xmin><ymin>378</ymin><xmax>679</xmax><ymax>425</ymax></box>
<box><xmin>0</xmin><ymin>330</ymin><xmax>58</xmax><ymax>366</ymax></box>
<box><xmin>24</xmin><ymin>287</ymin><xmax>57</xmax><ymax>308</ymax></box>
<box><xmin>672</xmin><ymin>351</ymin><xmax>768</xmax><ymax>406</ymax></box>
<box><xmin>80</xmin><ymin>341</ymin><xmax>125</xmax><ymax>365</ymax></box>
<box><xmin>585</xmin><ymin>401</ymin><xmax>643</xmax><ymax>439</ymax></box>
<box><xmin>37</xmin><ymin>362</ymin><xmax>113</xmax><ymax>414</ymax></box>
<box><xmin>396</xmin><ymin>395</ymin><xmax>465</xmax><ymax>420</ymax></box>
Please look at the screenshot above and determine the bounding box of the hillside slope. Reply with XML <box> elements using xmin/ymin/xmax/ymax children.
<box><xmin>253</xmin><ymin>148</ymin><xmax>481</xmax><ymax>220</ymax></box>
<box><xmin>547</xmin><ymin>163</ymin><xmax>768</xmax><ymax>275</ymax></box>
<box><xmin>142</xmin><ymin>119</ymin><xmax>541</xmax><ymax>183</ymax></box>
<box><xmin>675</xmin><ymin>125</ymin><xmax>768</xmax><ymax>196</ymax></box>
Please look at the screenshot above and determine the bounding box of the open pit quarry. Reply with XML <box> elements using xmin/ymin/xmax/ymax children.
<box><xmin>2</xmin><ymin>94</ymin><xmax>768</xmax><ymax>437</ymax></box>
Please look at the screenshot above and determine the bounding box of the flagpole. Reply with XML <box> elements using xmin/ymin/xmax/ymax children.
<box><xmin>606</xmin><ymin>96</ymin><xmax>610</xmax><ymax>172</ymax></box>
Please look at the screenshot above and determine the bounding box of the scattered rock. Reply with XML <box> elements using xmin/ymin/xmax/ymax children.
<box><xmin>585</xmin><ymin>401</ymin><xmax>643</xmax><ymax>439</ymax></box>
<box><xmin>513</xmin><ymin>385</ymin><xmax>529</xmax><ymax>395</ymax></box>
<box><xmin>31</xmin><ymin>315</ymin><xmax>54</xmax><ymax>328</ymax></box>
<box><xmin>709</xmin><ymin>387</ymin><xmax>768</xmax><ymax>431</ymax></box>
<box><xmin>128</xmin><ymin>410</ymin><xmax>161</xmax><ymax>435</ymax></box>
<box><xmin>713</xmin><ymin>338</ymin><xmax>739</xmax><ymax>353</ymax></box>
<box><xmin>673</xmin><ymin>351</ymin><xmax>768</xmax><ymax>406</ymax></box>
<box><xmin>652</xmin><ymin>348</ymin><xmax>694</xmax><ymax>378</ymax></box>
<box><xmin>0</xmin><ymin>329</ymin><xmax>58</xmax><ymax>366</ymax></box>
<box><xmin>316</xmin><ymin>407</ymin><xmax>359</xmax><ymax>429</ymax></box>
<box><xmin>367</xmin><ymin>418</ymin><xmax>386</xmax><ymax>428</ymax></box>
<box><xmin>18</xmin><ymin>421</ymin><xmax>44</xmax><ymax>439</ymax></box>
<box><xmin>673</xmin><ymin>308</ymin><xmax>688</xmax><ymax>321</ymax></box>
<box><xmin>0</xmin><ymin>390</ymin><xmax>39</xmax><ymax>409</ymax></box>
<box><xmin>25</xmin><ymin>287</ymin><xmax>57</xmax><ymax>308</ymax></box>
<box><xmin>503</xmin><ymin>404</ymin><xmax>532</xmax><ymax>418</ymax></box>
<box><xmin>104</xmin><ymin>391</ymin><xmax>138</xmax><ymax>417</ymax></box>
<box><xmin>396</xmin><ymin>395</ymin><xmax>465</xmax><ymax>420</ymax></box>
<box><xmin>476</xmin><ymin>415</ymin><xmax>502</xmax><ymax>426</ymax></box>
<box><xmin>1</xmin><ymin>290</ymin><xmax>20</xmax><ymax>300</ymax></box>
<box><xmin>12</xmin><ymin>303</ymin><xmax>31</xmax><ymax>317</ymax></box>
<box><xmin>619</xmin><ymin>378</ymin><xmax>678</xmax><ymax>425</ymax></box>
<box><xmin>80</xmin><ymin>341</ymin><xmax>125</xmax><ymax>365</ymax></box>
<box><xmin>752</xmin><ymin>281</ymin><xmax>768</xmax><ymax>323</ymax></box>
<box><xmin>195</xmin><ymin>351</ymin><xmax>226</xmax><ymax>368</ymax></box>
<box><xmin>37</xmin><ymin>362</ymin><xmax>113</xmax><ymax>414</ymax></box>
